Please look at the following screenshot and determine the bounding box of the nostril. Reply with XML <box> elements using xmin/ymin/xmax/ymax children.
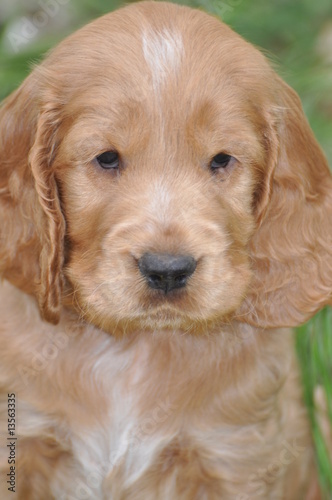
<box><xmin>138</xmin><ymin>253</ymin><xmax>197</xmax><ymax>293</ymax></box>
<box><xmin>147</xmin><ymin>273</ymin><xmax>163</xmax><ymax>287</ymax></box>
<box><xmin>174</xmin><ymin>274</ymin><xmax>187</xmax><ymax>285</ymax></box>
<box><xmin>149</xmin><ymin>274</ymin><xmax>162</xmax><ymax>282</ymax></box>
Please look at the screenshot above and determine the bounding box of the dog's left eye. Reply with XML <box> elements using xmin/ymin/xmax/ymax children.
<box><xmin>210</xmin><ymin>153</ymin><xmax>232</xmax><ymax>171</ymax></box>
<box><xmin>96</xmin><ymin>151</ymin><xmax>119</xmax><ymax>169</ymax></box>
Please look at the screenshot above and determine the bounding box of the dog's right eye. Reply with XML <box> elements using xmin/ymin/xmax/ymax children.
<box><xmin>210</xmin><ymin>153</ymin><xmax>232</xmax><ymax>171</ymax></box>
<box><xmin>96</xmin><ymin>151</ymin><xmax>119</xmax><ymax>169</ymax></box>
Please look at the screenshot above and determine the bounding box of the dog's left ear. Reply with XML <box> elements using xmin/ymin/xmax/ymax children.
<box><xmin>0</xmin><ymin>72</ymin><xmax>65</xmax><ymax>324</ymax></box>
<box><xmin>239</xmin><ymin>77</ymin><xmax>332</xmax><ymax>328</ymax></box>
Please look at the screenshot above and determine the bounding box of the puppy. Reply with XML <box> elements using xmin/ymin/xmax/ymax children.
<box><xmin>0</xmin><ymin>2</ymin><xmax>331</xmax><ymax>498</ymax></box>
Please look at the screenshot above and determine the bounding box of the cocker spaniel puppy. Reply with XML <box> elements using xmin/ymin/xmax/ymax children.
<box><xmin>0</xmin><ymin>1</ymin><xmax>331</xmax><ymax>498</ymax></box>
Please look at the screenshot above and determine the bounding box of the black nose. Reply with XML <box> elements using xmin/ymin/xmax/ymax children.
<box><xmin>138</xmin><ymin>253</ymin><xmax>197</xmax><ymax>293</ymax></box>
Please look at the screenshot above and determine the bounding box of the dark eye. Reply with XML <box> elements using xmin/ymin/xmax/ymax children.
<box><xmin>96</xmin><ymin>151</ymin><xmax>119</xmax><ymax>169</ymax></box>
<box><xmin>210</xmin><ymin>153</ymin><xmax>232</xmax><ymax>171</ymax></box>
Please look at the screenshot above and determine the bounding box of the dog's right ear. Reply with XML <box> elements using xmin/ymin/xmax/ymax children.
<box><xmin>238</xmin><ymin>78</ymin><xmax>332</xmax><ymax>328</ymax></box>
<box><xmin>0</xmin><ymin>71</ymin><xmax>65</xmax><ymax>324</ymax></box>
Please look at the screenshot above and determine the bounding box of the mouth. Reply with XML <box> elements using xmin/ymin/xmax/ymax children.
<box><xmin>129</xmin><ymin>291</ymin><xmax>224</xmax><ymax>333</ymax></box>
<box><xmin>140</xmin><ymin>284</ymin><xmax>193</xmax><ymax>308</ymax></box>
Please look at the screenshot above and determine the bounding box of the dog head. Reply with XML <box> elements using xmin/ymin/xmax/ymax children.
<box><xmin>0</xmin><ymin>1</ymin><xmax>331</xmax><ymax>333</ymax></box>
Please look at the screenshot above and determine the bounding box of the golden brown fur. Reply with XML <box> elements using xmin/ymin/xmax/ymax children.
<box><xmin>0</xmin><ymin>2</ymin><xmax>331</xmax><ymax>498</ymax></box>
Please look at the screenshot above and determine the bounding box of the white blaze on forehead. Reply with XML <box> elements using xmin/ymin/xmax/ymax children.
<box><xmin>142</xmin><ymin>28</ymin><xmax>184</xmax><ymax>90</ymax></box>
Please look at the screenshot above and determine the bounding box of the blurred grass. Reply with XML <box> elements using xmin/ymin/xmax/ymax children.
<box><xmin>1</xmin><ymin>0</ymin><xmax>332</xmax><ymax>495</ymax></box>
<box><xmin>297</xmin><ymin>309</ymin><xmax>332</xmax><ymax>498</ymax></box>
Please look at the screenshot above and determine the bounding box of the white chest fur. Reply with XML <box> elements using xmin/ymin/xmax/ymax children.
<box><xmin>0</xmin><ymin>282</ymin><xmax>310</xmax><ymax>499</ymax></box>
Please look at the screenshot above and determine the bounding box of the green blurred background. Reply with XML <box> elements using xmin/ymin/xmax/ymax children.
<box><xmin>1</xmin><ymin>0</ymin><xmax>332</xmax><ymax>496</ymax></box>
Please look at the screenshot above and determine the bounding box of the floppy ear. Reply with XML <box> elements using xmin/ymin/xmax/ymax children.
<box><xmin>0</xmin><ymin>72</ymin><xmax>65</xmax><ymax>324</ymax></box>
<box><xmin>239</xmin><ymin>78</ymin><xmax>332</xmax><ymax>328</ymax></box>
